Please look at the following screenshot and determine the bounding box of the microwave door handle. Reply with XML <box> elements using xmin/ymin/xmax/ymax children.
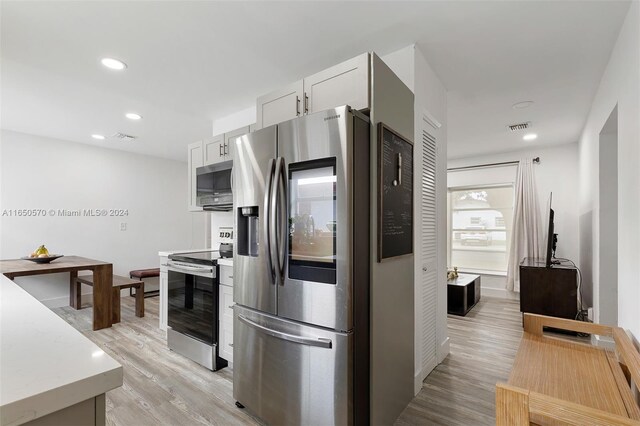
<box><xmin>270</xmin><ymin>158</ymin><xmax>281</xmax><ymax>285</ymax></box>
<box><xmin>275</xmin><ymin>157</ymin><xmax>287</xmax><ymax>284</ymax></box>
<box><xmin>264</xmin><ymin>159</ymin><xmax>276</xmax><ymax>284</ymax></box>
<box><xmin>238</xmin><ymin>315</ymin><xmax>332</xmax><ymax>349</ymax></box>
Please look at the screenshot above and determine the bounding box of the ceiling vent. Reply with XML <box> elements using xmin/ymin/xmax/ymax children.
<box><xmin>111</xmin><ymin>132</ymin><xmax>138</xmax><ymax>141</ymax></box>
<box><xmin>508</xmin><ymin>121</ymin><xmax>532</xmax><ymax>132</ymax></box>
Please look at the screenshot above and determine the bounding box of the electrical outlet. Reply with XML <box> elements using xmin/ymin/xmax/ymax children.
<box><xmin>120</xmin><ymin>222</ymin><xmax>127</xmax><ymax>231</ymax></box>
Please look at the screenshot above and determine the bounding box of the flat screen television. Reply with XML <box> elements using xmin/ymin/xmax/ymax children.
<box><xmin>545</xmin><ymin>193</ymin><xmax>555</xmax><ymax>268</ymax></box>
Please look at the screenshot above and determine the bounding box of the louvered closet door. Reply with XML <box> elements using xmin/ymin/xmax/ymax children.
<box><xmin>420</xmin><ymin>130</ymin><xmax>438</xmax><ymax>376</ymax></box>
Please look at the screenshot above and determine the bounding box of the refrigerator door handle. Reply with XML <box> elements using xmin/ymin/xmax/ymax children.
<box><xmin>269</xmin><ymin>158</ymin><xmax>281</xmax><ymax>284</ymax></box>
<box><xmin>238</xmin><ymin>315</ymin><xmax>332</xmax><ymax>349</ymax></box>
<box><xmin>264</xmin><ymin>158</ymin><xmax>276</xmax><ymax>284</ymax></box>
<box><xmin>274</xmin><ymin>157</ymin><xmax>287</xmax><ymax>284</ymax></box>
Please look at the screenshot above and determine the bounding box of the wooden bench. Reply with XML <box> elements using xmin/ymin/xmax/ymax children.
<box><xmin>497</xmin><ymin>313</ymin><xmax>640</xmax><ymax>425</ymax></box>
<box><xmin>76</xmin><ymin>274</ymin><xmax>144</xmax><ymax>323</ymax></box>
<box><xmin>129</xmin><ymin>268</ymin><xmax>160</xmax><ymax>298</ymax></box>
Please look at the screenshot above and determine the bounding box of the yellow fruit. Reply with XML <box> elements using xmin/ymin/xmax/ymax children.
<box><xmin>34</xmin><ymin>245</ymin><xmax>49</xmax><ymax>256</ymax></box>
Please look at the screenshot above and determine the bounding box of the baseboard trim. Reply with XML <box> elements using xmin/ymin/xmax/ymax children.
<box><xmin>482</xmin><ymin>286</ymin><xmax>519</xmax><ymax>300</ymax></box>
<box><xmin>437</xmin><ymin>336</ymin><xmax>450</xmax><ymax>364</ymax></box>
<box><xmin>40</xmin><ymin>293</ymin><xmax>94</xmax><ymax>309</ymax></box>
<box><xmin>414</xmin><ymin>358</ymin><xmax>437</xmax><ymax>395</ymax></box>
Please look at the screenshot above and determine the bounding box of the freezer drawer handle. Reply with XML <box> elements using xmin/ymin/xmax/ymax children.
<box><xmin>238</xmin><ymin>315</ymin><xmax>332</xmax><ymax>349</ymax></box>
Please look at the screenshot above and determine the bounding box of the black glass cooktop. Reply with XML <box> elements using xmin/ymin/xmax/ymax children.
<box><xmin>169</xmin><ymin>251</ymin><xmax>221</xmax><ymax>266</ymax></box>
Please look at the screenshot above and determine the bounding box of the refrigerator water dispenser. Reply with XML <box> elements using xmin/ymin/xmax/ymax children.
<box><xmin>238</xmin><ymin>206</ymin><xmax>259</xmax><ymax>257</ymax></box>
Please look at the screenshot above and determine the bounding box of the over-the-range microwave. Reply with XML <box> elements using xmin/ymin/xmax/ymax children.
<box><xmin>196</xmin><ymin>160</ymin><xmax>232</xmax><ymax>211</ymax></box>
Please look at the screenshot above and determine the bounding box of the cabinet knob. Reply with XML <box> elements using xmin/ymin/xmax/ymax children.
<box><xmin>422</xmin><ymin>267</ymin><xmax>428</xmax><ymax>272</ymax></box>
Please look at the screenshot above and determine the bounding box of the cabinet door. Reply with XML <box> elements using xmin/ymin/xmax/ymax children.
<box><xmin>159</xmin><ymin>269</ymin><xmax>168</xmax><ymax>331</ymax></box>
<box><xmin>304</xmin><ymin>53</ymin><xmax>370</xmax><ymax>114</ymax></box>
<box><xmin>187</xmin><ymin>141</ymin><xmax>203</xmax><ymax>211</ymax></box>
<box><xmin>219</xmin><ymin>285</ymin><xmax>234</xmax><ymax>362</ymax></box>
<box><xmin>256</xmin><ymin>80</ymin><xmax>303</xmax><ymax>129</ymax></box>
<box><xmin>223</xmin><ymin>126</ymin><xmax>250</xmax><ymax>160</ymax></box>
<box><xmin>203</xmin><ymin>134</ymin><xmax>225</xmax><ymax>165</ymax></box>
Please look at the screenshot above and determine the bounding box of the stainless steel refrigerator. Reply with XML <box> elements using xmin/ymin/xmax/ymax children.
<box><xmin>233</xmin><ymin>105</ymin><xmax>371</xmax><ymax>425</ymax></box>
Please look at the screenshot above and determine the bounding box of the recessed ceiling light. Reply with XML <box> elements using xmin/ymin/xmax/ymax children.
<box><xmin>125</xmin><ymin>112</ymin><xmax>142</xmax><ymax>120</ymax></box>
<box><xmin>512</xmin><ymin>101</ymin><xmax>534</xmax><ymax>110</ymax></box>
<box><xmin>91</xmin><ymin>134</ymin><xmax>105</xmax><ymax>140</ymax></box>
<box><xmin>101</xmin><ymin>57</ymin><xmax>127</xmax><ymax>70</ymax></box>
<box><xmin>523</xmin><ymin>133</ymin><xmax>538</xmax><ymax>141</ymax></box>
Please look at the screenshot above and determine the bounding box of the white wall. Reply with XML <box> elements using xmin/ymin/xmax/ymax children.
<box><xmin>0</xmin><ymin>130</ymin><xmax>206</xmax><ymax>307</ymax></box>
<box><xmin>448</xmin><ymin>143</ymin><xmax>580</xmax><ymax>300</ymax></box>
<box><xmin>578</xmin><ymin>2</ymin><xmax>640</xmax><ymax>337</ymax></box>
<box><xmin>382</xmin><ymin>44</ymin><xmax>449</xmax><ymax>393</ymax></box>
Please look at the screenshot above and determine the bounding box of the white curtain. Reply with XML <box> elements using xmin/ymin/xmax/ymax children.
<box><xmin>506</xmin><ymin>158</ymin><xmax>543</xmax><ymax>292</ymax></box>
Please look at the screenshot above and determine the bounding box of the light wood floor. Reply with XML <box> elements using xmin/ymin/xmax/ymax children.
<box><xmin>53</xmin><ymin>295</ymin><xmax>522</xmax><ymax>425</ymax></box>
<box><xmin>395</xmin><ymin>296</ymin><xmax>523</xmax><ymax>425</ymax></box>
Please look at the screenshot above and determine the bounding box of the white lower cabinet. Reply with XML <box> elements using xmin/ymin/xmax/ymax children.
<box><xmin>159</xmin><ymin>256</ymin><xmax>168</xmax><ymax>331</ymax></box>
<box><xmin>219</xmin><ymin>283</ymin><xmax>234</xmax><ymax>363</ymax></box>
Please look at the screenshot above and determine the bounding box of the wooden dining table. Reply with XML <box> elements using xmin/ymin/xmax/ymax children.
<box><xmin>0</xmin><ymin>256</ymin><xmax>113</xmax><ymax>330</ymax></box>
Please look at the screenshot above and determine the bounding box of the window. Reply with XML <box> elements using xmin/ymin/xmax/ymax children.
<box><xmin>448</xmin><ymin>185</ymin><xmax>514</xmax><ymax>273</ymax></box>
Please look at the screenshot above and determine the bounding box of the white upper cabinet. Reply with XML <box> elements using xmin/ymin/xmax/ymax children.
<box><xmin>188</xmin><ymin>141</ymin><xmax>204</xmax><ymax>211</ymax></box>
<box><xmin>224</xmin><ymin>126</ymin><xmax>250</xmax><ymax>160</ymax></box>
<box><xmin>305</xmin><ymin>53</ymin><xmax>370</xmax><ymax>114</ymax></box>
<box><xmin>204</xmin><ymin>134</ymin><xmax>225</xmax><ymax>165</ymax></box>
<box><xmin>255</xmin><ymin>53</ymin><xmax>370</xmax><ymax>129</ymax></box>
<box><xmin>256</xmin><ymin>80</ymin><xmax>303</xmax><ymax>129</ymax></box>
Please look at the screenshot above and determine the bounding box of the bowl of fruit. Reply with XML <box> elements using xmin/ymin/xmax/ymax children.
<box><xmin>21</xmin><ymin>245</ymin><xmax>64</xmax><ymax>264</ymax></box>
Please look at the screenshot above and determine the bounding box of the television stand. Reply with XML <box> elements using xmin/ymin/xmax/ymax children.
<box><xmin>519</xmin><ymin>257</ymin><xmax>578</xmax><ymax>324</ymax></box>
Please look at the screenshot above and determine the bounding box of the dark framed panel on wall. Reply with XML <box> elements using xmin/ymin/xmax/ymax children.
<box><xmin>377</xmin><ymin>122</ymin><xmax>414</xmax><ymax>262</ymax></box>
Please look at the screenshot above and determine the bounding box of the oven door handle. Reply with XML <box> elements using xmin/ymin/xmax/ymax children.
<box><xmin>238</xmin><ymin>315</ymin><xmax>332</xmax><ymax>348</ymax></box>
<box><xmin>167</xmin><ymin>263</ymin><xmax>213</xmax><ymax>276</ymax></box>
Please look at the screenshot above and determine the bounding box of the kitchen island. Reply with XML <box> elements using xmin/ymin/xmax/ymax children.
<box><xmin>0</xmin><ymin>275</ymin><xmax>122</xmax><ymax>426</ymax></box>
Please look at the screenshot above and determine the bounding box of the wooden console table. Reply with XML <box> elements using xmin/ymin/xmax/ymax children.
<box><xmin>0</xmin><ymin>256</ymin><xmax>113</xmax><ymax>330</ymax></box>
<box><xmin>447</xmin><ymin>273</ymin><xmax>481</xmax><ymax>316</ymax></box>
<box><xmin>497</xmin><ymin>314</ymin><xmax>640</xmax><ymax>425</ymax></box>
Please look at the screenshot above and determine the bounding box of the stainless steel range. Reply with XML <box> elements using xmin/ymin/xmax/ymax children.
<box><xmin>166</xmin><ymin>251</ymin><xmax>227</xmax><ymax>371</ymax></box>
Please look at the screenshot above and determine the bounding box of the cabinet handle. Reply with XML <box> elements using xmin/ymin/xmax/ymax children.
<box><xmin>304</xmin><ymin>93</ymin><xmax>309</xmax><ymax>114</ymax></box>
<box><xmin>229</xmin><ymin>343</ymin><xmax>233</xmax><ymax>347</ymax></box>
<box><xmin>296</xmin><ymin>95</ymin><xmax>300</xmax><ymax>116</ymax></box>
<box><xmin>224</xmin><ymin>143</ymin><xmax>228</xmax><ymax>156</ymax></box>
<box><xmin>219</xmin><ymin>144</ymin><xmax>223</xmax><ymax>156</ymax></box>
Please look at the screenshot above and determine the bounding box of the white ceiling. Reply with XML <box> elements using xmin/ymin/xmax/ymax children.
<box><xmin>1</xmin><ymin>1</ymin><xmax>630</xmax><ymax>161</ymax></box>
